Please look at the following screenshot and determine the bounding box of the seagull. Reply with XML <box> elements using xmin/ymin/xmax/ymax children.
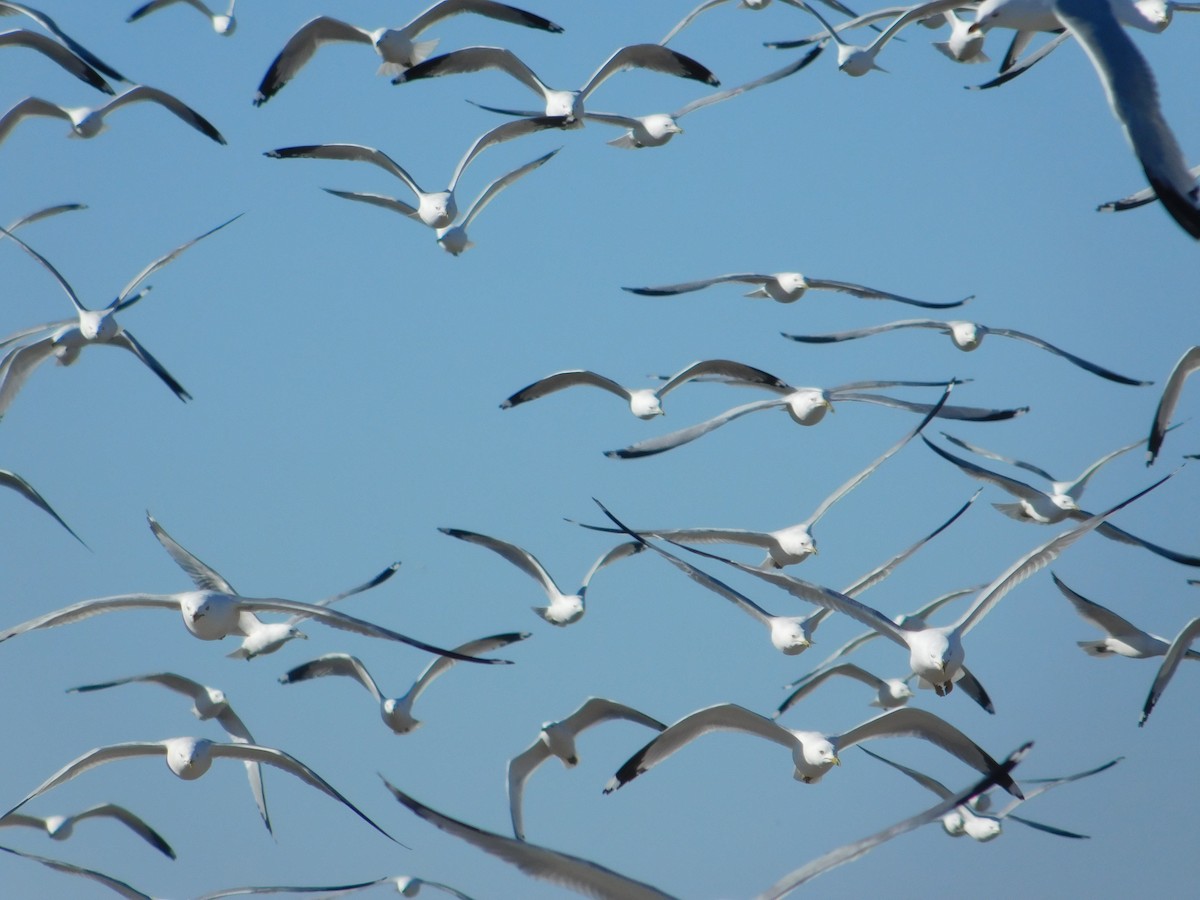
<box><xmin>545</xmin><ymin>46</ymin><xmax>823</xmax><ymax>148</ymax></box>
<box><xmin>1147</xmin><ymin>346</ymin><xmax>1200</xmax><ymax>465</ymax></box>
<box><xmin>623</xmin><ymin>272</ymin><xmax>971</xmax><ymax>308</ymax></box>
<box><xmin>606</xmin><ymin>380</ymin><xmax>1026</xmax><ymax>460</ymax></box>
<box><xmin>1098</xmin><ymin>162</ymin><xmax>1200</xmax><ymax>213</ymax></box>
<box><xmin>926</xmin><ymin>434</ymin><xmax>1200</xmax><ymax>566</ymax></box>
<box><xmin>383</xmin><ymin>779</ymin><xmax>679</xmax><ymax>900</ymax></box>
<box><xmin>581</xmin><ymin>387</ymin><xmax>948</xmax><ymax>567</ymax></box>
<box><xmin>501</xmin><ymin>358</ymin><xmax>789</xmax><ymax>420</ymax></box>
<box><xmin>0</xmin><ymin>843</ymin><xmax>153</xmax><ymax>900</ymax></box>
<box><xmin>775</xmin><ymin>663</ymin><xmax>915</xmax><ymax>715</ymax></box>
<box><xmin>970</xmin><ymin>0</ymin><xmax>1200</xmax><ymax>239</ymax></box>
<box><xmin>782</xmin><ymin>319</ymin><xmax>1150</xmax><ymax>386</ymax></box>
<box><xmin>65</xmin><ymin>671</ymin><xmax>272</xmax><ymax>833</ymax></box>
<box><xmin>660</xmin><ymin>0</ymin><xmax>866</xmax><ymax>46</ymax></box>
<box><xmin>0</xmin><ymin>1</ymin><xmax>128</xmax><ymax>82</ymax></box>
<box><xmin>196</xmin><ymin>876</ymin><xmax>477</xmax><ymax>899</ymax></box>
<box><xmin>279</xmin><ymin>632</ymin><xmax>531</xmax><ymax>734</ymax></box>
<box><xmin>0</xmin><ymin>804</ymin><xmax>174</xmax><ymax>857</ymax></box>
<box><xmin>508</xmin><ymin>697</ymin><xmax>667</xmax><ymax>840</ymax></box>
<box><xmin>438</xmin><ymin>528</ymin><xmax>644</xmax><ymax>625</ymax></box>
<box><xmin>674</xmin><ymin>478</ymin><xmax>1170</xmax><ymax>697</ymax></box>
<box><xmin>0</xmin><ymin>29</ymin><xmax>114</xmax><ymax>93</ymax></box>
<box><xmin>3</xmin><ymin>737</ymin><xmax>402</xmax><ymax>845</ymax></box>
<box><xmin>143</xmin><ymin>512</ymin><xmax>403</xmax><ymax>660</ymax></box>
<box><xmin>796</xmin><ymin>0</ymin><xmax>970</xmax><ymax>76</ymax></box>
<box><xmin>0</xmin><ymin>215</ymin><xmax>238</xmax><ymax>417</ymax></box>
<box><xmin>763</xmin><ymin>3</ymin><xmax>948</xmax><ymax>49</ymax></box>
<box><xmin>1139</xmin><ymin>615</ymin><xmax>1200</xmax><ymax>725</ymax></box>
<box><xmin>0</xmin><ymin>85</ymin><xmax>226</xmax><ymax>147</ymax></box>
<box><xmin>253</xmin><ymin>1</ymin><xmax>564</xmax><ymax>105</ymax></box>
<box><xmin>325</xmin><ymin>148</ymin><xmax>560</xmax><ymax>256</ymax></box>
<box><xmin>127</xmin><ymin>0</ymin><xmax>236</xmax><ymax>34</ymax></box>
<box><xmin>267</xmin><ymin>117</ymin><xmax>563</xmax><ymax>229</ymax></box>
<box><xmin>754</xmin><ymin>743</ymin><xmax>1031</xmax><ymax>898</ymax></box>
<box><xmin>861</xmin><ymin>746</ymin><xmax>1122</xmax><ymax>841</ymax></box>
<box><xmin>1053</xmin><ymin>572</ymin><xmax>1200</xmax><ymax>659</ymax></box>
<box><xmin>604</xmin><ymin>704</ymin><xmax>1021</xmax><ymax>794</ymax></box>
<box><xmin>393</xmin><ymin>43</ymin><xmax>720</xmax><ymax>125</ymax></box>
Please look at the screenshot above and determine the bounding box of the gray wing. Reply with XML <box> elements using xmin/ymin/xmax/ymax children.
<box><xmin>438</xmin><ymin>527</ymin><xmax>563</xmax><ymax>597</ymax></box>
<box><xmin>266</xmin><ymin>143</ymin><xmax>422</xmax><ymax>194</ymax></box>
<box><xmin>146</xmin><ymin>513</ymin><xmax>236</xmax><ymax>593</ymax></box>
<box><xmin>968</xmin><ymin>30</ymin><xmax>1071</xmax><ymax>91</ymax></box>
<box><xmin>923</xmin><ymin>435</ymin><xmax>1049</xmax><ymax>501</ymax></box>
<box><xmin>402</xmin><ymin>0</ymin><xmax>564</xmax><ymax>38</ymax></box>
<box><xmin>559</xmin><ymin>696</ymin><xmax>667</xmax><ymax>735</ymax></box>
<box><xmin>0</xmin><ymin>844</ymin><xmax>153</xmax><ymax>900</ymax></box>
<box><xmin>775</xmin><ymin>664</ymin><xmax>888</xmax><ymax>718</ymax></box>
<box><xmin>500</xmin><ymin>368</ymin><xmax>630</xmax><ymax>410</ymax></box>
<box><xmin>578</xmin><ymin>43</ymin><xmax>718</xmax><ymax>100</ymax></box>
<box><xmin>0</xmin><ymin>30</ymin><xmax>113</xmax><ymax>93</ymax></box>
<box><xmin>3</xmin><ymin>201</ymin><xmax>86</xmax><ymax>233</ymax></box>
<box><xmin>1098</xmin><ymin>163</ymin><xmax>1200</xmax><ymax>213</ymax></box>
<box><xmin>70</xmin><ymin>804</ymin><xmax>175</xmax><ymax>858</ymax></box>
<box><xmin>458</xmin><ymin>147</ymin><xmax>558</xmax><ymax>229</ymax></box>
<box><xmin>0</xmin><ymin>96</ymin><xmax>72</xmax><ymax>145</ymax></box>
<box><xmin>1051</xmin><ymin>573</ymin><xmax>1151</xmax><ymax>643</ymax></box>
<box><xmin>857</xmin><ymin>745</ymin><xmax>953</xmax><ymax>799</ymax></box>
<box><xmin>835</xmin><ymin>393</ymin><xmax>1027</xmax><ymax>422</ymax></box>
<box><xmin>322</xmin><ymin>189</ymin><xmax>421</xmax><ymax>219</ymax></box>
<box><xmin>985</xmin><ymin>327</ymin><xmax>1149</xmax><ymax>385</ymax></box>
<box><xmin>0</xmin><ymin>594</ymin><xmax>182</xmax><ymax>642</ymax></box>
<box><xmin>1053</xmin><ymin>0</ymin><xmax>1200</xmax><ymax>238</ymax></box>
<box><xmin>101</xmin><ymin>85</ymin><xmax>226</xmax><ymax>144</ymax></box>
<box><xmin>1140</xmin><ymin>616</ymin><xmax>1200</xmax><ymax>725</ymax></box>
<box><xmin>280</xmin><ymin>653</ymin><xmax>385</xmax><ymax>702</ymax></box>
<box><xmin>781</xmin><ymin>319</ymin><xmax>947</xmax><ymax>344</ymax></box>
<box><xmin>659</xmin><ymin>0</ymin><xmax>731</xmax><ymax>45</ymax></box>
<box><xmin>802</xmin><ymin>277</ymin><xmax>971</xmax><ymax>308</ymax></box>
<box><xmin>393</xmin><ymin>46</ymin><xmax>551</xmax><ymax>98</ymax></box>
<box><xmin>449</xmin><ymin>116</ymin><xmax>563</xmax><ymax>191</ymax></box>
<box><xmin>578</xmin><ymin>541</ymin><xmax>645</xmax><ymax>596</ymax></box>
<box><xmin>506</xmin><ymin>739</ymin><xmax>551</xmax><ymax>840</ymax></box>
<box><xmin>622</xmin><ymin>274</ymin><xmax>772</xmax><ymax>296</ymax></box>
<box><xmin>253</xmin><ymin>17</ymin><xmax>375</xmax><ymax>106</ymax></box>
<box><xmin>939</xmin><ymin>431</ymin><xmax>1058</xmax><ymax>482</ymax></box>
<box><xmin>657</xmin><ymin>358</ymin><xmax>788</xmax><ymax>398</ymax></box>
<box><xmin>673</xmin><ymin>45</ymin><xmax>823</xmax><ymax>117</ymax></box>
<box><xmin>0</xmin><ymin>335</ymin><xmax>59</xmax><ymax>417</ymax></box>
<box><xmin>1147</xmin><ymin>346</ymin><xmax>1200</xmax><ymax>464</ymax></box>
<box><xmin>408</xmin><ymin>631</ymin><xmax>530</xmax><ymax>703</ymax></box>
<box><xmin>113</xmin><ymin>213</ymin><xmax>240</xmax><ymax>307</ymax></box>
<box><xmin>0</xmin><ymin>468</ymin><xmax>85</xmax><ymax>546</ymax></box>
<box><xmin>109</xmin><ymin>331</ymin><xmax>192</xmax><ymax>402</ymax></box>
<box><xmin>4</xmin><ymin>742</ymin><xmax>167</xmax><ymax>816</ymax></box>
<box><xmin>605</xmin><ymin>398</ymin><xmax>785</xmax><ymax>459</ymax></box>
<box><xmin>0</xmin><ymin>2</ymin><xmax>128</xmax><ymax>81</ymax></box>
<box><xmin>384</xmin><ymin>779</ymin><xmax>678</xmax><ymax>899</ymax></box>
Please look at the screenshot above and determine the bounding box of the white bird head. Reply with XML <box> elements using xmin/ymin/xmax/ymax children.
<box><xmin>784</xmin><ymin>390</ymin><xmax>834</xmax><ymax>425</ymax></box>
<box><xmin>78</xmin><ymin>309</ymin><xmax>119</xmax><ymax>342</ymax></box>
<box><xmin>436</xmin><ymin>225</ymin><xmax>472</xmax><ymax>256</ymax></box>
<box><xmin>769</xmin><ymin>617</ymin><xmax>813</xmax><ymax>655</ymax></box>
<box><xmin>164</xmin><ymin>737</ymin><xmax>212</xmax><ymax>780</ymax></box>
<box><xmin>534</xmin><ymin>594</ymin><xmax>585</xmax><ymax>626</ymax></box>
<box><xmin>642</xmin><ymin>114</ymin><xmax>683</xmax><ymax>142</ymax></box>
<box><xmin>541</xmin><ymin>722</ymin><xmax>580</xmax><ymax>766</ymax></box>
<box><xmin>792</xmin><ymin>733</ymin><xmax>840</xmax><ymax>782</ymax></box>
<box><xmin>382</xmin><ymin>698</ymin><xmax>422</xmax><ymax>735</ymax></box>
<box><xmin>947</xmin><ymin>321</ymin><xmax>983</xmax><ymax>350</ymax></box>
<box><xmin>629</xmin><ymin>390</ymin><xmax>665</xmax><ymax>419</ymax></box>
<box><xmin>41</xmin><ymin>815</ymin><xmax>71</xmax><ymax>838</ymax></box>
<box><xmin>419</xmin><ymin>192</ymin><xmax>457</xmax><ymax>229</ymax></box>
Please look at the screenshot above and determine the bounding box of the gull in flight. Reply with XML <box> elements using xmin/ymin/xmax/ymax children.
<box><xmin>0</xmin><ymin>466</ymin><xmax>85</xmax><ymax>546</ymax></box>
<box><xmin>969</xmin><ymin>0</ymin><xmax>1200</xmax><ymax>239</ymax></box>
<box><xmin>1053</xmin><ymin>572</ymin><xmax>1200</xmax><ymax>660</ymax></box>
<box><xmin>143</xmin><ymin>512</ymin><xmax>407</xmax><ymax>660</ymax></box>
<box><xmin>3</xmin><ymin>737</ymin><xmax>402</xmax><ymax>845</ymax></box>
<box><xmin>502</xmin><ymin>358</ymin><xmax>789</xmax><ymax>420</ymax></box>
<box><xmin>1146</xmin><ymin>346</ymin><xmax>1200</xmax><ymax>465</ymax></box>
<box><xmin>926</xmin><ymin>433</ymin><xmax>1200</xmax><ymax>566</ymax></box>
<box><xmin>253</xmin><ymin>0</ymin><xmax>564</xmax><ymax>105</ymax></box>
<box><xmin>266</xmin><ymin>116</ymin><xmax>564</xmax><ymax>229</ymax></box>
<box><xmin>393</xmin><ymin>43</ymin><xmax>720</xmax><ymax>125</ymax></box>
<box><xmin>660</xmin><ymin>0</ymin><xmax>866</xmax><ymax>46</ymax></box>
<box><xmin>623</xmin><ymin>271</ymin><xmax>971</xmax><ymax>308</ymax></box>
<box><xmin>774</xmin><ymin>663</ymin><xmax>915</xmax><ymax>714</ymax></box>
<box><xmin>0</xmin><ymin>85</ymin><xmax>226</xmax><ymax>147</ymax></box>
<box><xmin>782</xmin><ymin>318</ymin><xmax>1151</xmax><ymax>386</ymax></box>
<box><xmin>383</xmin><ymin>779</ymin><xmax>679</xmax><ymax>900</ymax></box>
<box><xmin>582</xmin><ymin>387</ymin><xmax>949</xmax><ymax>567</ymax></box>
<box><xmin>323</xmin><ymin>147</ymin><xmax>560</xmax><ymax>256</ymax></box>
<box><xmin>1098</xmin><ymin>162</ymin><xmax>1200</xmax><ymax>214</ymax></box>
<box><xmin>438</xmin><ymin>527</ymin><xmax>644</xmax><ymax>625</ymax></box>
<box><xmin>0</xmin><ymin>215</ymin><xmax>238</xmax><ymax>417</ymax></box>
<box><xmin>127</xmin><ymin>0</ymin><xmax>236</xmax><ymax>34</ymax></box>
<box><xmin>755</xmin><ymin>743</ymin><xmax>1031</xmax><ymax>898</ymax></box>
<box><xmin>0</xmin><ymin>844</ymin><xmax>153</xmax><ymax>900</ymax></box>
<box><xmin>859</xmin><ymin>746</ymin><xmax>1121</xmax><ymax>841</ymax></box>
<box><xmin>604</xmin><ymin>704</ymin><xmax>1021</xmax><ymax>794</ymax></box>
<box><xmin>797</xmin><ymin>0</ymin><xmax>971</xmax><ymax>75</ymax></box>
<box><xmin>676</xmin><ymin>478</ymin><xmax>1169</xmax><ymax>697</ymax></box>
<box><xmin>545</xmin><ymin>46</ymin><xmax>824</xmax><ymax>148</ymax></box>
<box><xmin>0</xmin><ymin>803</ymin><xmax>174</xmax><ymax>857</ymax></box>
<box><xmin>0</xmin><ymin>2</ymin><xmax>128</xmax><ymax>82</ymax></box>
<box><xmin>66</xmin><ymin>671</ymin><xmax>272</xmax><ymax>833</ymax></box>
<box><xmin>508</xmin><ymin>696</ymin><xmax>667</xmax><ymax>841</ymax></box>
<box><xmin>0</xmin><ymin>29</ymin><xmax>115</xmax><ymax>93</ymax></box>
<box><xmin>279</xmin><ymin>631</ymin><xmax>531</xmax><ymax>734</ymax></box>
<box><xmin>606</xmin><ymin>379</ymin><xmax>1026</xmax><ymax>460</ymax></box>
<box><xmin>1139</xmin><ymin>615</ymin><xmax>1200</xmax><ymax>725</ymax></box>
<box><xmin>196</xmin><ymin>875</ymin><xmax>477</xmax><ymax>899</ymax></box>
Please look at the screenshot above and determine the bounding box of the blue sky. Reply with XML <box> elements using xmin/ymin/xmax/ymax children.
<box><xmin>0</xmin><ymin>2</ymin><xmax>1197</xmax><ymax>897</ymax></box>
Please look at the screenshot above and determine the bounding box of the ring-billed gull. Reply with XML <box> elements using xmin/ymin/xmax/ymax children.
<box><xmin>1139</xmin><ymin>615</ymin><xmax>1200</xmax><ymax>725</ymax></box>
<box><xmin>383</xmin><ymin>779</ymin><xmax>678</xmax><ymax>900</ymax></box>
<box><xmin>606</xmin><ymin>380</ymin><xmax>1025</xmax><ymax>460</ymax></box>
<box><xmin>502</xmin><ymin>358</ymin><xmax>789</xmax><ymax>420</ymax></box>
<box><xmin>438</xmin><ymin>528</ymin><xmax>644</xmax><ymax>625</ymax></box>
<box><xmin>623</xmin><ymin>271</ymin><xmax>971</xmax><ymax>308</ymax></box>
<box><xmin>0</xmin><ymin>844</ymin><xmax>153</xmax><ymax>900</ymax></box>
<box><xmin>1052</xmin><ymin>572</ymin><xmax>1200</xmax><ymax>660</ymax></box>
<box><xmin>604</xmin><ymin>704</ymin><xmax>1021</xmax><ymax>793</ymax></box>
<box><xmin>660</xmin><ymin>0</ymin><xmax>866</xmax><ymax>46</ymax></box>
<box><xmin>0</xmin><ymin>2</ymin><xmax>128</xmax><ymax>82</ymax></box>
<box><xmin>775</xmin><ymin>663</ymin><xmax>915</xmax><ymax>714</ymax></box>
<box><xmin>859</xmin><ymin>746</ymin><xmax>1121</xmax><ymax>841</ymax></box>
<box><xmin>392</xmin><ymin>43</ymin><xmax>720</xmax><ymax>125</ymax></box>
<box><xmin>266</xmin><ymin>117</ymin><xmax>563</xmax><ymax>229</ymax></box>
<box><xmin>1098</xmin><ymin>162</ymin><xmax>1200</xmax><ymax>213</ymax></box>
<box><xmin>127</xmin><ymin>0</ymin><xmax>236</xmax><ymax>34</ymax></box>
<box><xmin>1146</xmin><ymin>346</ymin><xmax>1200</xmax><ymax>465</ymax></box>
<box><xmin>926</xmin><ymin>434</ymin><xmax>1200</xmax><ymax>565</ymax></box>
<box><xmin>66</xmin><ymin>671</ymin><xmax>272</xmax><ymax>832</ymax></box>
<box><xmin>0</xmin><ymin>215</ymin><xmax>238</xmax><ymax>417</ymax></box>
<box><xmin>196</xmin><ymin>875</ymin><xmax>477</xmax><ymax>899</ymax></box>
<box><xmin>508</xmin><ymin>697</ymin><xmax>666</xmax><ymax>841</ymax></box>
<box><xmin>3</xmin><ymin>737</ymin><xmax>402</xmax><ymax>845</ymax></box>
<box><xmin>782</xmin><ymin>318</ymin><xmax>1151</xmax><ymax>386</ymax></box>
<box><xmin>0</xmin><ymin>85</ymin><xmax>226</xmax><ymax>147</ymax></box>
<box><xmin>0</xmin><ymin>29</ymin><xmax>114</xmax><ymax>93</ymax></box>
<box><xmin>253</xmin><ymin>1</ymin><xmax>564</xmax><ymax>105</ymax></box>
<box><xmin>325</xmin><ymin>147</ymin><xmax>560</xmax><ymax>256</ymax></box>
<box><xmin>0</xmin><ymin>803</ymin><xmax>174</xmax><ymax>857</ymax></box>
<box><xmin>279</xmin><ymin>631</ymin><xmax>531</xmax><ymax>734</ymax></box>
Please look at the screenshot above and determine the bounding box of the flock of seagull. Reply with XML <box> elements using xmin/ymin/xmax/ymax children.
<box><xmin>0</xmin><ymin>1</ymin><xmax>1197</xmax><ymax>898</ymax></box>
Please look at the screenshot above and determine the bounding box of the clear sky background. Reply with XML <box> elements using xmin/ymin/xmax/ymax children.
<box><xmin>0</xmin><ymin>2</ymin><xmax>1197</xmax><ymax>898</ymax></box>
